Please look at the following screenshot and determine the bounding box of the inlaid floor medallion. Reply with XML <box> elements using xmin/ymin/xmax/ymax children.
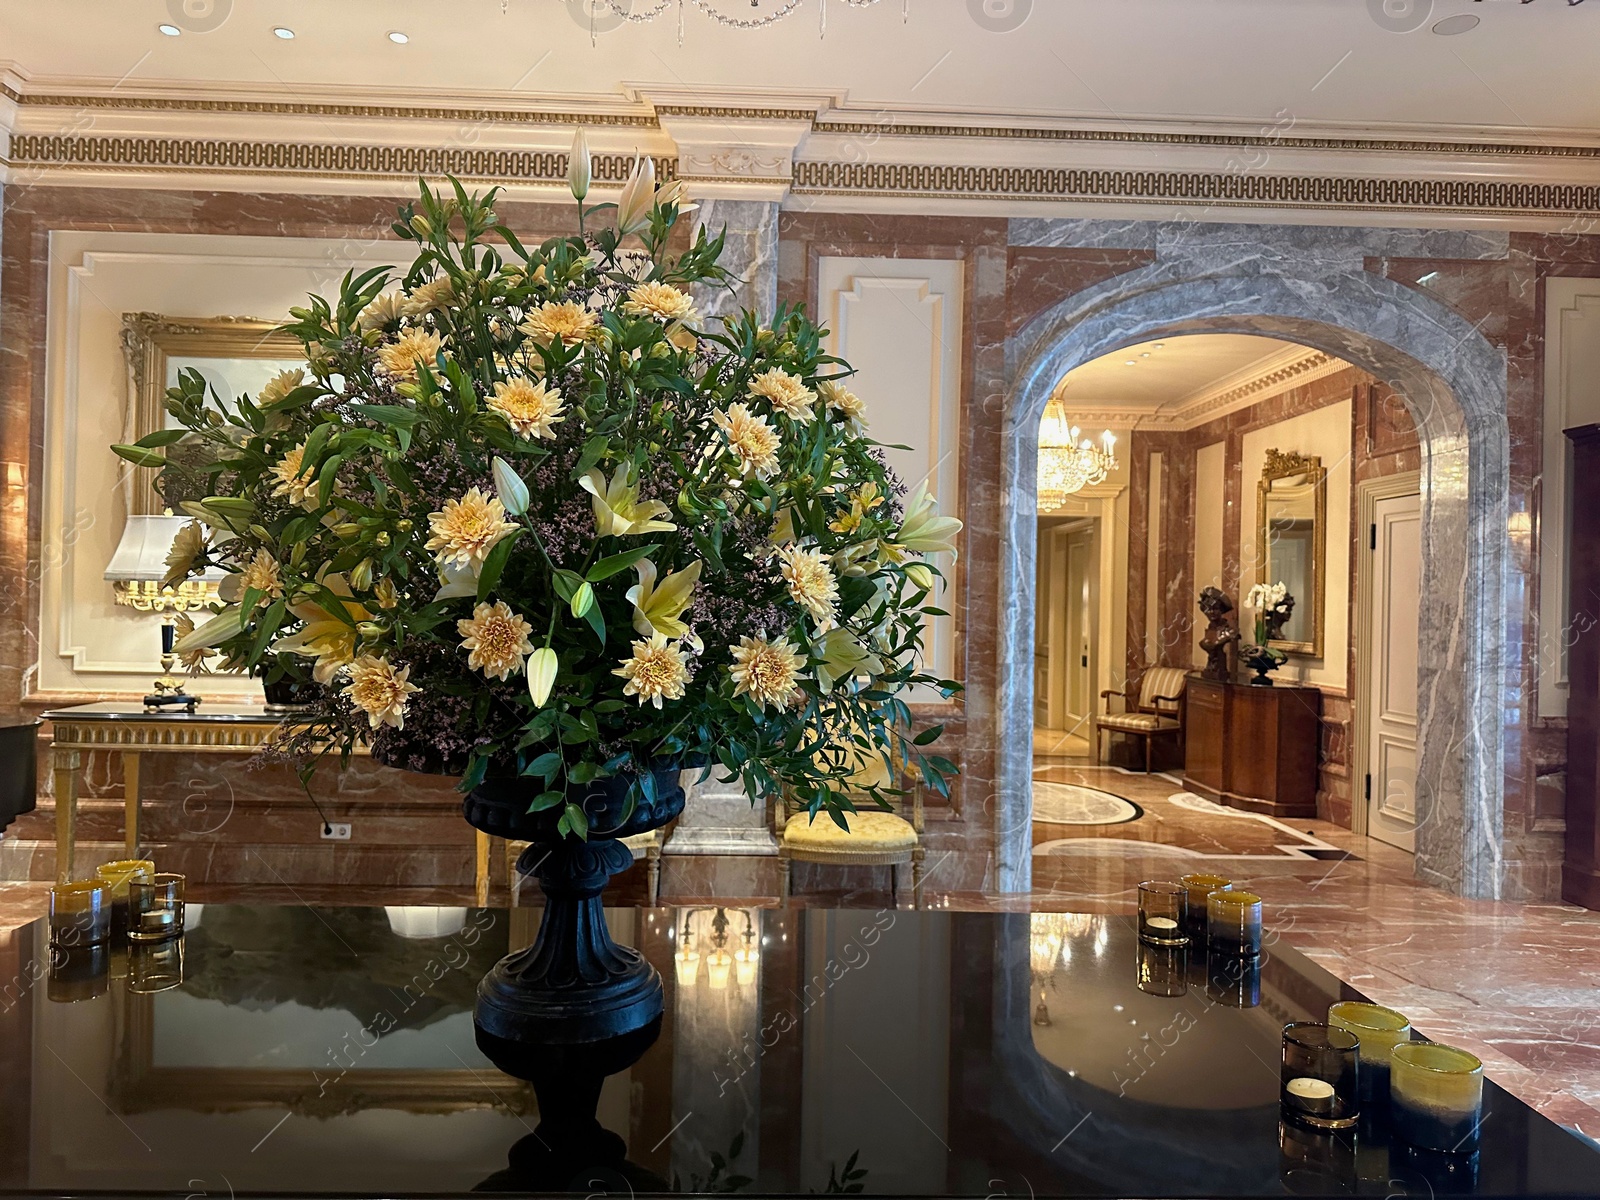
<box><xmin>1030</xmin><ymin>781</ymin><xmax>1142</xmax><ymax>826</ymax></box>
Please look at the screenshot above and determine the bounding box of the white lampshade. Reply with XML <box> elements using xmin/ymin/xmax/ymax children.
<box><xmin>384</xmin><ymin>906</ymin><xmax>468</xmax><ymax>939</ymax></box>
<box><xmin>104</xmin><ymin>514</ymin><xmax>224</xmax><ymax>583</ymax></box>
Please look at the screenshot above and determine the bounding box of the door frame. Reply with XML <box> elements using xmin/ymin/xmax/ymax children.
<box><xmin>1352</xmin><ymin>470</ymin><xmax>1422</xmax><ymax>840</ymax></box>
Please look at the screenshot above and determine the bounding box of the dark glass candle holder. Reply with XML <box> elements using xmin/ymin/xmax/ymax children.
<box><xmin>1137</xmin><ymin>880</ymin><xmax>1188</xmax><ymax>946</ymax></box>
<box><xmin>1390</xmin><ymin>1042</ymin><xmax>1483</xmax><ymax>1154</ymax></box>
<box><xmin>1135</xmin><ymin>942</ymin><xmax>1188</xmax><ymax>997</ymax></box>
<box><xmin>1208</xmin><ymin>890</ymin><xmax>1263</xmax><ymax>957</ymax></box>
<box><xmin>1281</xmin><ymin>1022</ymin><xmax>1360</xmax><ymax>1130</ymax></box>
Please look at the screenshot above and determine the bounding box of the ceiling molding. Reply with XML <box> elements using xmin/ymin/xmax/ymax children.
<box><xmin>1056</xmin><ymin>347</ymin><xmax>1349</xmax><ymax>432</ymax></box>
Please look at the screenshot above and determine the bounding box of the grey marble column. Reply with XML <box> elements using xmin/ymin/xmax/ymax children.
<box><xmin>667</xmin><ymin>769</ymin><xmax>778</xmax><ymax>857</ymax></box>
<box><xmin>692</xmin><ymin>199</ymin><xmax>780</xmax><ymax>325</ymax></box>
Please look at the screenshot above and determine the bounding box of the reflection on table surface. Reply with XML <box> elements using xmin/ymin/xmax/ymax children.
<box><xmin>2</xmin><ymin>904</ymin><xmax>1597</xmax><ymax>1197</ymax></box>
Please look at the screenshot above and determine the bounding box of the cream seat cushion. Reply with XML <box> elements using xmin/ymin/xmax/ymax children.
<box><xmin>1099</xmin><ymin>713</ymin><xmax>1180</xmax><ymax>732</ymax></box>
<box><xmin>782</xmin><ymin>810</ymin><xmax>917</xmax><ymax>851</ymax></box>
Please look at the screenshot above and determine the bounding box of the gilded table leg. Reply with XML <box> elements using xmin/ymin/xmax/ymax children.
<box><xmin>51</xmin><ymin>746</ymin><xmax>81</xmax><ymax>883</ymax></box>
<box><xmin>123</xmin><ymin>750</ymin><xmax>142</xmax><ymax>858</ymax></box>
<box><xmin>475</xmin><ymin>829</ymin><xmax>491</xmax><ymax>906</ymax></box>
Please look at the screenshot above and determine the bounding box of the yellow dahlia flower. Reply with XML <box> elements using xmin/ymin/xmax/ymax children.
<box><xmin>425</xmin><ymin>487</ymin><xmax>520</xmax><ymax>573</ymax></box>
<box><xmin>488</xmin><ymin>377</ymin><xmax>566</xmax><ymax>441</ymax></box>
<box><xmin>401</xmin><ymin>276</ymin><xmax>455</xmax><ymax>317</ymax></box>
<box><xmin>377</xmin><ymin>328</ymin><xmax>445</xmax><ymax>380</ymax></box>
<box><xmin>519</xmin><ymin>300</ymin><xmax>599</xmax><ymax>346</ymax></box>
<box><xmin>614</xmin><ymin>634</ymin><xmax>691</xmax><ymax>709</ymax></box>
<box><xmin>162</xmin><ymin>520</ymin><xmax>208</xmax><ymax>589</ymax></box>
<box><xmin>712</xmin><ymin>403</ymin><xmax>781</xmax><ymax>478</ymax></box>
<box><xmin>747</xmin><ymin>367</ymin><xmax>816</xmax><ymax>422</ymax></box>
<box><xmin>342</xmin><ymin>655</ymin><xmax>420</xmax><ymax>730</ymax></box>
<box><xmin>729</xmin><ymin>635</ymin><xmax>804</xmax><ymax>710</ymax></box>
<box><xmin>777</xmin><ymin>545</ymin><xmax>839</xmax><ymax>627</ymax></box>
<box><xmin>269</xmin><ymin>443</ymin><xmax>316</xmax><ymax>508</ymax></box>
<box><xmin>817</xmin><ymin>379</ymin><xmax>868</xmax><ymax>431</ymax></box>
<box><xmin>456</xmin><ymin>600</ymin><xmax>535</xmax><ymax>681</ymax></box>
<box><xmin>622</xmin><ymin>281</ymin><xmax>696</xmax><ymax>323</ymax></box>
<box><xmin>255</xmin><ymin>367</ymin><xmax>304</xmax><ymax>408</ymax></box>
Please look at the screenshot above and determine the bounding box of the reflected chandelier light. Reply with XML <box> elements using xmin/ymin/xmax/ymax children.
<box><xmin>578</xmin><ymin>0</ymin><xmax>907</xmax><ymax>37</ymax></box>
<box><xmin>1037</xmin><ymin>405</ymin><xmax>1117</xmax><ymax>510</ymax></box>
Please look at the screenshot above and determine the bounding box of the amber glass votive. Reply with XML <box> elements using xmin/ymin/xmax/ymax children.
<box><xmin>1390</xmin><ymin>1042</ymin><xmax>1483</xmax><ymax>1154</ymax></box>
<box><xmin>1208</xmin><ymin>889</ymin><xmax>1263</xmax><ymax>957</ymax></box>
<box><xmin>95</xmin><ymin>859</ymin><xmax>155</xmax><ymax>936</ymax></box>
<box><xmin>1329</xmin><ymin>1001</ymin><xmax>1411</xmax><ymax>1102</ymax></box>
<box><xmin>1179</xmin><ymin>872</ymin><xmax>1231</xmax><ymax>934</ymax></box>
<box><xmin>1135</xmin><ymin>942</ymin><xmax>1188</xmax><ymax>997</ymax></box>
<box><xmin>1137</xmin><ymin>880</ymin><xmax>1189</xmax><ymax>946</ymax></box>
<box><xmin>49</xmin><ymin>880</ymin><xmax>111</xmax><ymax>947</ymax></box>
<box><xmin>46</xmin><ymin>943</ymin><xmax>110</xmax><ymax>1003</ymax></box>
<box><xmin>128</xmin><ymin>938</ymin><xmax>185</xmax><ymax>994</ymax></box>
<box><xmin>127</xmin><ymin>873</ymin><xmax>184</xmax><ymax>942</ymax></box>
<box><xmin>1281</xmin><ymin>1022</ymin><xmax>1360</xmax><ymax>1130</ymax></box>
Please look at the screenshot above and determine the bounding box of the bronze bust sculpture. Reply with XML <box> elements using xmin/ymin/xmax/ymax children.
<box><xmin>1198</xmin><ymin>587</ymin><xmax>1241</xmax><ymax>681</ymax></box>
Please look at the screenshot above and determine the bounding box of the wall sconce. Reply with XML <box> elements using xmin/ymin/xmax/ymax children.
<box><xmin>674</xmin><ymin>906</ymin><xmax>759</xmax><ymax>991</ymax></box>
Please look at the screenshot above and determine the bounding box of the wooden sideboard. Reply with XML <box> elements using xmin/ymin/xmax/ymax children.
<box><xmin>1182</xmin><ymin>676</ymin><xmax>1322</xmax><ymax>819</ymax></box>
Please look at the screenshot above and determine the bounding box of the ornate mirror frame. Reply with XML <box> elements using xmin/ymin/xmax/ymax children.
<box><xmin>121</xmin><ymin>313</ymin><xmax>300</xmax><ymax>515</ymax></box>
<box><xmin>1255</xmin><ymin>447</ymin><xmax>1327</xmax><ymax>658</ymax></box>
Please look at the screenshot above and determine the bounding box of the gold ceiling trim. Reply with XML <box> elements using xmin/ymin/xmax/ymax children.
<box><xmin>7</xmin><ymin>135</ymin><xmax>674</xmax><ymax>183</ymax></box>
<box><xmin>812</xmin><ymin>120</ymin><xmax>1600</xmax><ymax>159</ymax></box>
<box><xmin>791</xmin><ymin>162</ymin><xmax>1600</xmax><ymax>216</ymax></box>
<box><xmin>5</xmin><ymin>83</ymin><xmax>1599</xmax><ymax>160</ymax></box>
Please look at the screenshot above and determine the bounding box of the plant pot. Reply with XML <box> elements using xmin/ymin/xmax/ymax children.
<box><xmin>462</xmin><ymin>768</ymin><xmax>685</xmax><ymax>1067</ymax></box>
<box><xmin>256</xmin><ymin>658</ymin><xmax>319</xmax><ymax>714</ymax></box>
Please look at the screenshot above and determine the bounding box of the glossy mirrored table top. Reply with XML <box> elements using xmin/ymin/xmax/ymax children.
<box><xmin>4</xmin><ymin>904</ymin><xmax>1598</xmax><ymax>1198</ymax></box>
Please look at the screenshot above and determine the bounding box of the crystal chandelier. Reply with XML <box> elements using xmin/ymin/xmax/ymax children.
<box><xmin>578</xmin><ymin>0</ymin><xmax>906</xmax><ymax>37</ymax></box>
<box><xmin>1037</xmin><ymin>404</ymin><xmax>1117</xmax><ymax>511</ymax></box>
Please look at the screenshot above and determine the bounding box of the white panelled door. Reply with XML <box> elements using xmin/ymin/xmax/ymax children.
<box><xmin>1366</xmin><ymin>492</ymin><xmax>1422</xmax><ymax>852</ymax></box>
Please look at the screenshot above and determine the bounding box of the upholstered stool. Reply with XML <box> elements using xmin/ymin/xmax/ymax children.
<box><xmin>776</xmin><ymin>804</ymin><xmax>924</xmax><ymax>908</ymax></box>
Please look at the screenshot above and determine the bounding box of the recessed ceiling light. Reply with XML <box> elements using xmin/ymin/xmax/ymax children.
<box><xmin>1152</xmin><ymin>342</ymin><xmax>1165</xmax><ymax>349</ymax></box>
<box><xmin>1124</xmin><ymin>360</ymin><xmax>1137</xmax><ymax>366</ymax></box>
<box><xmin>157</xmin><ymin>23</ymin><xmax>181</xmax><ymax>36</ymax></box>
<box><xmin>272</xmin><ymin>26</ymin><xmax>295</xmax><ymax>39</ymax></box>
<box><xmin>1140</xmin><ymin>352</ymin><xmax>1151</xmax><ymax>358</ymax></box>
<box><xmin>387</xmin><ymin>30</ymin><xmax>409</xmax><ymax>44</ymax></box>
<box><xmin>1431</xmin><ymin>14</ymin><xmax>1479</xmax><ymax>35</ymax></box>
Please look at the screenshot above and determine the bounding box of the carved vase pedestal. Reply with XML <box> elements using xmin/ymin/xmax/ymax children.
<box><xmin>461</xmin><ymin>771</ymin><xmax>685</xmax><ymax>1071</ymax></box>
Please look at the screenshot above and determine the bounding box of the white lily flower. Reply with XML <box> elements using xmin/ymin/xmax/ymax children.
<box><xmin>527</xmin><ymin>647</ymin><xmax>558</xmax><ymax>707</ymax></box>
<box><xmin>616</xmin><ymin>152</ymin><xmax>656</xmax><ymax>237</ymax></box>
<box><xmin>567</xmin><ymin>128</ymin><xmax>592</xmax><ymax>202</ymax></box>
<box><xmin>491</xmin><ymin>456</ymin><xmax>530</xmax><ymax>516</ymax></box>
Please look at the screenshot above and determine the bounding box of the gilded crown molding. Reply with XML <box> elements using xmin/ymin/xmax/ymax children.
<box><xmin>1055</xmin><ymin>346</ymin><xmax>1346</xmax><ymax>432</ymax></box>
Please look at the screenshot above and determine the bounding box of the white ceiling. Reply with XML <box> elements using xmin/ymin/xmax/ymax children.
<box><xmin>2</xmin><ymin>0</ymin><xmax>1598</xmax><ymax>137</ymax></box>
<box><xmin>1056</xmin><ymin>335</ymin><xmax>1307</xmax><ymax>413</ymax></box>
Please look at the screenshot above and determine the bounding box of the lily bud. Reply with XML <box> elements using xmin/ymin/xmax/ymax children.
<box><xmin>492</xmin><ymin>456</ymin><xmax>530</xmax><ymax>516</ymax></box>
<box><xmin>905</xmin><ymin>562</ymin><xmax>936</xmax><ymax>593</ymax></box>
<box><xmin>567</xmin><ymin>128</ymin><xmax>592</xmax><ymax>202</ymax></box>
<box><xmin>571</xmin><ymin>581</ymin><xmax>595</xmax><ymax>619</ymax></box>
<box><xmin>527</xmin><ymin>647</ymin><xmax>558</xmax><ymax>707</ymax></box>
<box><xmin>409</xmin><ymin>214</ymin><xmax>433</xmax><ymax>239</ymax></box>
<box><xmin>350</xmin><ymin>557</ymin><xmax>374</xmax><ymax>591</ymax></box>
<box><xmin>615</xmin><ymin>151</ymin><xmax>656</xmax><ymax>237</ymax></box>
<box><xmin>356</xmin><ymin>621</ymin><xmax>386</xmax><ymax>640</ymax></box>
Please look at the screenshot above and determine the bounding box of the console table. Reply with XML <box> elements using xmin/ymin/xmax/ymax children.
<box><xmin>1182</xmin><ymin>676</ymin><xmax>1322</xmax><ymax>818</ymax></box>
<box><xmin>41</xmin><ymin>703</ymin><xmax>492</xmax><ymax>902</ymax></box>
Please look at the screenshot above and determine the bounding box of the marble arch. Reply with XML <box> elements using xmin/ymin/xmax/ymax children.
<box><xmin>995</xmin><ymin>261</ymin><xmax>1509</xmax><ymax>899</ymax></box>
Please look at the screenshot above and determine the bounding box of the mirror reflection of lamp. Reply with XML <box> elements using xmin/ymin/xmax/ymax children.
<box><xmin>104</xmin><ymin>514</ymin><xmax>223</xmax><ymax>712</ymax></box>
<box><xmin>673</xmin><ymin>906</ymin><xmax>759</xmax><ymax>992</ymax></box>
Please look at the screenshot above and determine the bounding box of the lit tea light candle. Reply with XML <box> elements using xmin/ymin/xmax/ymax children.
<box><xmin>1281</xmin><ymin>1022</ymin><xmax>1359</xmax><ymax>1130</ymax></box>
<box><xmin>1137</xmin><ymin>880</ymin><xmax>1189</xmax><ymax>947</ymax></box>
<box><xmin>127</xmin><ymin>873</ymin><xmax>185</xmax><ymax>944</ymax></box>
<box><xmin>1146</xmin><ymin>916</ymin><xmax>1178</xmax><ymax>932</ymax></box>
<box><xmin>1285</xmin><ymin>1076</ymin><xmax>1337</xmax><ymax>1115</ymax></box>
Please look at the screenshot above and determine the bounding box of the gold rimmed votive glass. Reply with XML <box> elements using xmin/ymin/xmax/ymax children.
<box><xmin>128</xmin><ymin>938</ymin><xmax>185</xmax><ymax>994</ymax></box>
<box><xmin>127</xmin><ymin>873</ymin><xmax>185</xmax><ymax>942</ymax></box>
<box><xmin>1328</xmin><ymin>1001</ymin><xmax>1411</xmax><ymax>1102</ymax></box>
<box><xmin>1207</xmin><ymin>889</ymin><xmax>1263</xmax><ymax>957</ymax></box>
<box><xmin>1179</xmin><ymin>872</ymin><xmax>1231</xmax><ymax>935</ymax></box>
<box><xmin>1389</xmin><ymin>1042</ymin><xmax>1484</xmax><ymax>1154</ymax></box>
<box><xmin>1137</xmin><ymin>880</ymin><xmax>1189</xmax><ymax>946</ymax></box>
<box><xmin>49</xmin><ymin>880</ymin><xmax>111</xmax><ymax>947</ymax></box>
<box><xmin>1281</xmin><ymin>1022</ymin><xmax>1360</xmax><ymax>1130</ymax></box>
<box><xmin>95</xmin><ymin>859</ymin><xmax>155</xmax><ymax>936</ymax></box>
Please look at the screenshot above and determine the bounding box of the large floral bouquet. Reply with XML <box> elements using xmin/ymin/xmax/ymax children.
<box><xmin>120</xmin><ymin>154</ymin><xmax>961</xmax><ymax>835</ymax></box>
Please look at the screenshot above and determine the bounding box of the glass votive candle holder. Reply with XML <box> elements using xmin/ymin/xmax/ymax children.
<box><xmin>95</xmin><ymin>859</ymin><xmax>155</xmax><ymax>936</ymax></box>
<box><xmin>1137</xmin><ymin>880</ymin><xmax>1189</xmax><ymax>946</ymax></box>
<box><xmin>128</xmin><ymin>938</ymin><xmax>185</xmax><ymax>994</ymax></box>
<box><xmin>1135</xmin><ymin>942</ymin><xmax>1188</xmax><ymax>997</ymax></box>
<box><xmin>46</xmin><ymin>943</ymin><xmax>110</xmax><ymax>1003</ymax></box>
<box><xmin>1281</xmin><ymin>1022</ymin><xmax>1360</xmax><ymax>1130</ymax></box>
<box><xmin>1328</xmin><ymin>1000</ymin><xmax>1411</xmax><ymax>1102</ymax></box>
<box><xmin>1206</xmin><ymin>950</ymin><xmax>1261</xmax><ymax>1008</ymax></box>
<box><xmin>1277</xmin><ymin>1119</ymin><xmax>1356</xmax><ymax>1196</ymax></box>
<box><xmin>1389</xmin><ymin>1042</ymin><xmax>1484</xmax><ymax>1154</ymax></box>
<box><xmin>1208</xmin><ymin>889</ymin><xmax>1263</xmax><ymax>957</ymax></box>
<box><xmin>48</xmin><ymin>880</ymin><xmax>111</xmax><ymax>947</ymax></box>
<box><xmin>1179</xmin><ymin>872</ymin><xmax>1231</xmax><ymax>934</ymax></box>
<box><xmin>127</xmin><ymin>873</ymin><xmax>184</xmax><ymax>942</ymax></box>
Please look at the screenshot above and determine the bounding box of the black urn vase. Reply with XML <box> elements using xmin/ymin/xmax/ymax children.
<box><xmin>461</xmin><ymin>768</ymin><xmax>685</xmax><ymax>1072</ymax></box>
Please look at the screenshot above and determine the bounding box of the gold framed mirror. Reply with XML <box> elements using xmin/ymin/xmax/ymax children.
<box><xmin>1256</xmin><ymin>448</ymin><xmax>1326</xmax><ymax>657</ymax></box>
<box><xmin>121</xmin><ymin>313</ymin><xmax>302</xmax><ymax>514</ymax></box>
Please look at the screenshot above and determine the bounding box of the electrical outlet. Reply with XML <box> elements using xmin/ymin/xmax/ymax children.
<box><xmin>321</xmin><ymin>822</ymin><xmax>352</xmax><ymax>841</ymax></box>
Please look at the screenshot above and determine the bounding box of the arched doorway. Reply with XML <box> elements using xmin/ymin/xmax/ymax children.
<box><xmin>995</xmin><ymin>265</ymin><xmax>1508</xmax><ymax>899</ymax></box>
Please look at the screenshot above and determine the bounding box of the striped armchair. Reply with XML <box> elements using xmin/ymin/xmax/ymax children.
<box><xmin>1097</xmin><ymin>665</ymin><xmax>1188</xmax><ymax>772</ymax></box>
